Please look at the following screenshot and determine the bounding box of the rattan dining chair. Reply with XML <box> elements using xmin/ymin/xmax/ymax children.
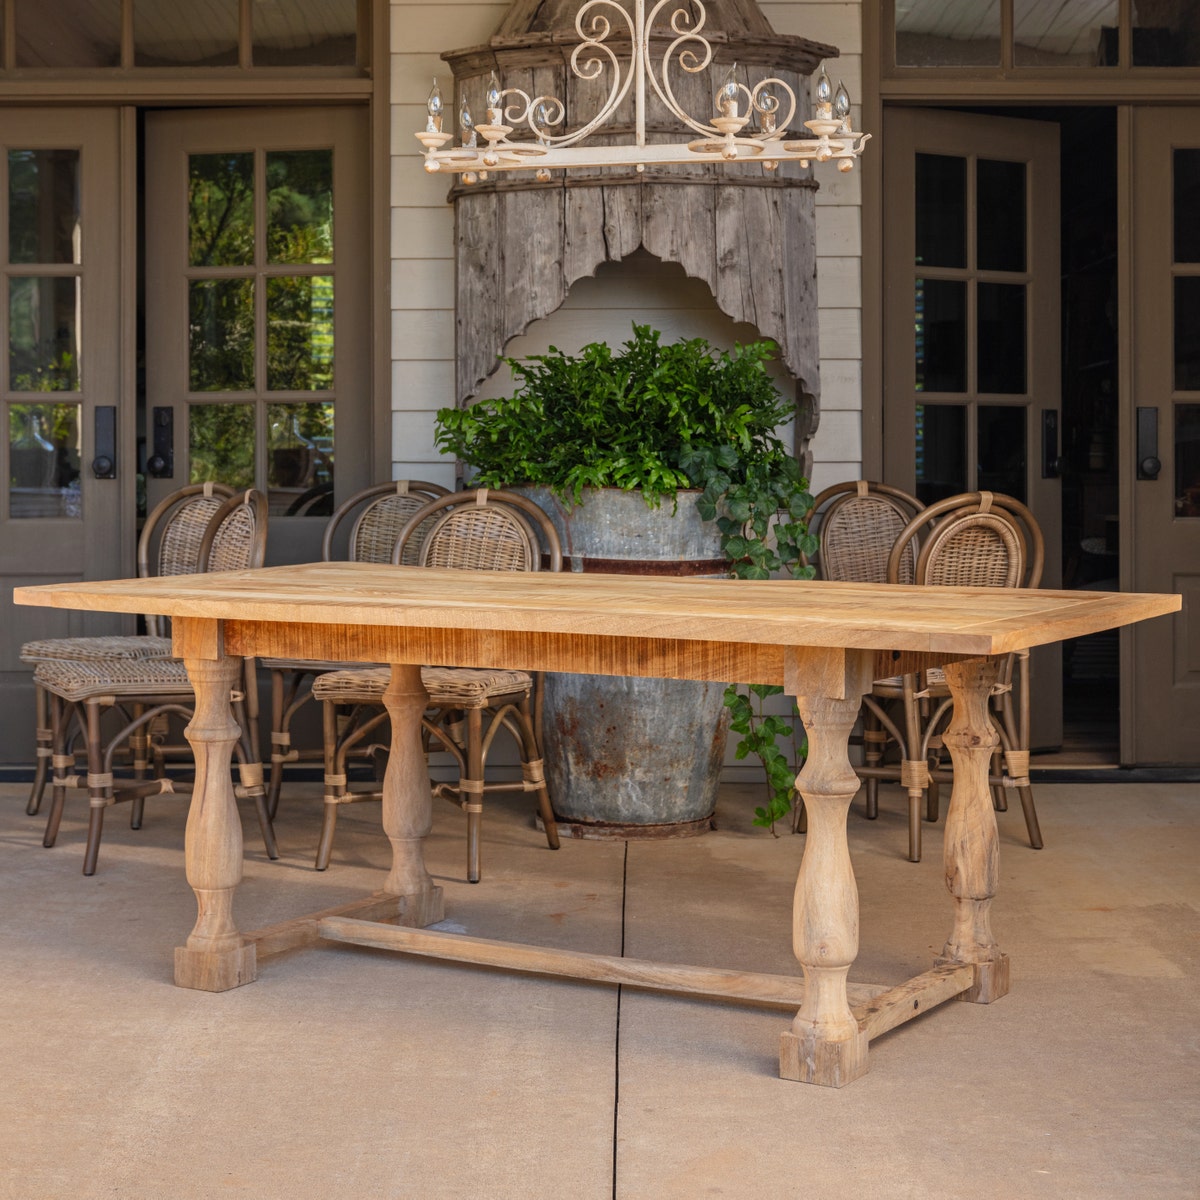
<box><xmin>34</xmin><ymin>489</ymin><xmax>275</xmax><ymax>875</ymax></box>
<box><xmin>261</xmin><ymin>480</ymin><xmax>450</xmax><ymax>817</ymax></box>
<box><xmin>859</xmin><ymin>490</ymin><xmax>1045</xmax><ymax>862</ymax></box>
<box><xmin>310</xmin><ymin>487</ymin><xmax>562</xmax><ymax>882</ymax></box>
<box><xmin>20</xmin><ymin>482</ymin><xmax>236</xmax><ymax>819</ymax></box>
<box><xmin>806</xmin><ymin>481</ymin><xmax>925</xmax><ymax>827</ymax></box>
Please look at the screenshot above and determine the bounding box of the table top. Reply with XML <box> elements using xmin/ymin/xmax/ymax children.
<box><xmin>13</xmin><ymin>562</ymin><xmax>1180</xmax><ymax>658</ymax></box>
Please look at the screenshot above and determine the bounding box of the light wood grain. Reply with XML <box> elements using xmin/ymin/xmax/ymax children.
<box><xmin>13</xmin><ymin>562</ymin><xmax>1181</xmax><ymax>660</ymax></box>
<box><xmin>316</xmin><ymin>916</ymin><xmax>893</xmax><ymax>1010</ymax></box>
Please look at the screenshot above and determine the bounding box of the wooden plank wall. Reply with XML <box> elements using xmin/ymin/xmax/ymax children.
<box><xmin>388</xmin><ymin>0</ymin><xmax>865</xmax><ymax>497</ymax></box>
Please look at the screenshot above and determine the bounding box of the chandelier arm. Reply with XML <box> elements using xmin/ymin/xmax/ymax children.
<box><xmin>644</xmin><ymin>0</ymin><xmax>720</xmax><ymax>138</ymax></box>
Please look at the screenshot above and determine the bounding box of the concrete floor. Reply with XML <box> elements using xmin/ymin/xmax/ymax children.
<box><xmin>1</xmin><ymin>777</ymin><xmax>1198</xmax><ymax>1200</ymax></box>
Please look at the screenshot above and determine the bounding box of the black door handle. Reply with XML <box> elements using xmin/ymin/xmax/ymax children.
<box><xmin>147</xmin><ymin>406</ymin><xmax>174</xmax><ymax>477</ymax></box>
<box><xmin>92</xmin><ymin>406</ymin><xmax>116</xmax><ymax>479</ymax></box>
<box><xmin>1137</xmin><ymin>407</ymin><xmax>1161</xmax><ymax>480</ymax></box>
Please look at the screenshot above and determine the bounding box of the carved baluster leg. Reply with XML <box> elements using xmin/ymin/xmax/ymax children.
<box><xmin>381</xmin><ymin>665</ymin><xmax>444</xmax><ymax>926</ymax></box>
<box><xmin>780</xmin><ymin>647</ymin><xmax>874</xmax><ymax>1087</ymax></box>
<box><xmin>174</xmin><ymin>653</ymin><xmax>256</xmax><ymax>991</ymax></box>
<box><xmin>937</xmin><ymin>657</ymin><xmax>1010</xmax><ymax>1003</ymax></box>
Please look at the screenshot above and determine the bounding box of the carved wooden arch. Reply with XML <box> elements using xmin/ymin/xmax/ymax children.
<box><xmin>444</xmin><ymin>1</ymin><xmax>836</xmax><ymax>411</ymax></box>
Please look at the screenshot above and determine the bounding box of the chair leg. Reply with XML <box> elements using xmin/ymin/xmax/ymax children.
<box><xmin>42</xmin><ymin>694</ymin><xmax>71</xmax><ymax>849</ymax></box>
<box><xmin>129</xmin><ymin>702</ymin><xmax>148</xmax><ymax>830</ymax></box>
<box><xmin>465</xmin><ymin>707</ymin><xmax>484</xmax><ymax>884</ymax></box>
<box><xmin>82</xmin><ymin>701</ymin><xmax>108</xmax><ymax>876</ymax></box>
<box><xmin>27</xmin><ymin>682</ymin><xmax>51</xmax><ymax>816</ymax></box>
<box><xmin>517</xmin><ymin>695</ymin><xmax>558</xmax><ymax>851</ymax></box>
<box><xmin>315</xmin><ymin>700</ymin><xmax>342</xmax><ymax>871</ymax></box>
<box><xmin>267</xmin><ymin>668</ymin><xmax>287</xmax><ymax>820</ymax></box>
<box><xmin>862</xmin><ymin>712</ymin><xmax>885</xmax><ymax>820</ymax></box>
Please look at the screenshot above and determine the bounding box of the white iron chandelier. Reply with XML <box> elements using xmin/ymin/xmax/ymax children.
<box><xmin>415</xmin><ymin>0</ymin><xmax>870</xmax><ymax>182</ymax></box>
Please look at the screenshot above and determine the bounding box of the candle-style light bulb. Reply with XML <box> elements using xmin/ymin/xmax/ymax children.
<box><xmin>426</xmin><ymin>78</ymin><xmax>443</xmax><ymax>133</ymax></box>
<box><xmin>716</xmin><ymin>62</ymin><xmax>739</xmax><ymax>117</ymax></box>
<box><xmin>534</xmin><ymin>101</ymin><xmax>551</xmax><ymax>142</ymax></box>
<box><xmin>834</xmin><ymin>80</ymin><xmax>851</xmax><ymax>128</ymax></box>
<box><xmin>814</xmin><ymin>66</ymin><xmax>833</xmax><ymax>118</ymax></box>
<box><xmin>460</xmin><ymin>91</ymin><xmax>477</xmax><ymax>147</ymax></box>
<box><xmin>486</xmin><ymin>70</ymin><xmax>503</xmax><ymax>123</ymax></box>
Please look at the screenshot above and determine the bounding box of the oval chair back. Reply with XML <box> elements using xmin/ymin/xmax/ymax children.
<box><xmin>319</xmin><ymin>480</ymin><xmax>450</xmax><ymax>564</ymax></box>
<box><xmin>808</xmin><ymin>480</ymin><xmax>924</xmax><ymax>583</ymax></box>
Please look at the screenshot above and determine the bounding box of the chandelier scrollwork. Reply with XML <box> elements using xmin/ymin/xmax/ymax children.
<box><xmin>415</xmin><ymin>0</ymin><xmax>870</xmax><ymax>181</ymax></box>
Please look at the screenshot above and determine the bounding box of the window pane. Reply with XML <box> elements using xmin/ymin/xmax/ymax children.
<box><xmin>1133</xmin><ymin>1</ymin><xmax>1200</xmax><ymax>66</ymax></box>
<box><xmin>10</xmin><ymin>277</ymin><xmax>79</xmax><ymax>391</ymax></box>
<box><xmin>8</xmin><ymin>402</ymin><xmax>81</xmax><ymax>518</ymax></box>
<box><xmin>15</xmin><ymin>0</ymin><xmax>120</xmax><ymax>67</ymax></box>
<box><xmin>1176</xmin><ymin>277</ymin><xmax>1200</xmax><ymax>392</ymax></box>
<box><xmin>9</xmin><ymin>151</ymin><xmax>81</xmax><ymax>265</ymax></box>
<box><xmin>268</xmin><ymin>402</ymin><xmax>334</xmax><ymax>516</ymax></box>
<box><xmin>1014</xmin><ymin>0</ymin><xmax>1117</xmax><ymax>67</ymax></box>
<box><xmin>915</xmin><ymin>278</ymin><xmax>966</xmax><ymax>393</ymax></box>
<box><xmin>896</xmin><ymin>0</ymin><xmax>1000</xmax><ymax>66</ymax></box>
<box><xmin>253</xmin><ymin>0</ymin><xmax>357</xmax><ymax>66</ymax></box>
<box><xmin>189</xmin><ymin>279</ymin><xmax>254</xmax><ymax>392</ymax></box>
<box><xmin>978</xmin><ymin>282</ymin><xmax>1027</xmax><ymax>394</ymax></box>
<box><xmin>267</xmin><ymin>276</ymin><xmax>334</xmax><ymax>391</ymax></box>
<box><xmin>267</xmin><ymin>151</ymin><xmax>333</xmax><ymax>264</ymax></box>
<box><xmin>978</xmin><ymin>405</ymin><xmax>1027</xmax><ymax>501</ymax></box>
<box><xmin>1175</xmin><ymin>149</ymin><xmax>1200</xmax><ymax>264</ymax></box>
<box><xmin>135</xmin><ymin>0</ymin><xmax>239</xmax><ymax>66</ymax></box>
<box><xmin>189</xmin><ymin>404</ymin><xmax>255</xmax><ymax>489</ymax></box>
<box><xmin>916</xmin><ymin>154</ymin><xmax>966</xmax><ymax>268</ymax></box>
<box><xmin>977</xmin><ymin>159</ymin><xmax>1026</xmax><ymax>272</ymax></box>
<box><xmin>915</xmin><ymin>404</ymin><xmax>967</xmax><ymax>505</ymax></box>
<box><xmin>189</xmin><ymin>154</ymin><xmax>254</xmax><ymax>268</ymax></box>
<box><xmin>1176</xmin><ymin>404</ymin><xmax>1200</xmax><ymax>516</ymax></box>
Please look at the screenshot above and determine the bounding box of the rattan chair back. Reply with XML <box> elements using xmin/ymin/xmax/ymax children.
<box><xmin>808</xmin><ymin>481</ymin><xmax>924</xmax><ymax>583</ymax></box>
<box><xmin>319</xmin><ymin>480</ymin><xmax>450</xmax><ymax>564</ymax></box>
<box><xmin>198</xmin><ymin>489</ymin><xmax>269</xmax><ymax>573</ymax></box>
<box><xmin>887</xmin><ymin>491</ymin><xmax>1043</xmax><ymax>590</ymax></box>
<box><xmin>395</xmin><ymin>488</ymin><xmax>564</xmax><ymax>573</ymax></box>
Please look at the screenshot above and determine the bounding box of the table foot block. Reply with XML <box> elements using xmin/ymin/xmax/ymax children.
<box><xmin>936</xmin><ymin>953</ymin><xmax>1010</xmax><ymax>1004</ymax></box>
<box><xmin>249</xmin><ymin>887</ymin><xmax>445</xmax><ymax>962</ymax></box>
<box><xmin>779</xmin><ymin>1027</ymin><xmax>869</xmax><ymax>1087</ymax></box>
<box><xmin>174</xmin><ymin>942</ymin><xmax>257</xmax><ymax>992</ymax></box>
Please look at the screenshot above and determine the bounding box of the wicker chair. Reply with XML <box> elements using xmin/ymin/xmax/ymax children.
<box><xmin>859</xmin><ymin>491</ymin><xmax>1045</xmax><ymax>862</ymax></box>
<box><xmin>806</xmin><ymin>481</ymin><xmax>926</xmax><ymax>827</ymax></box>
<box><xmin>20</xmin><ymin>482</ymin><xmax>236</xmax><ymax>818</ymax></box>
<box><xmin>35</xmin><ymin>490</ymin><xmax>275</xmax><ymax>875</ymax></box>
<box><xmin>262</xmin><ymin>480</ymin><xmax>450</xmax><ymax>817</ymax></box>
<box><xmin>310</xmin><ymin>487</ymin><xmax>562</xmax><ymax>882</ymax></box>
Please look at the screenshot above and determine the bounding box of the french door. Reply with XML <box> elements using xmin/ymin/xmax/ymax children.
<box><xmin>0</xmin><ymin>108</ymin><xmax>127</xmax><ymax>752</ymax></box>
<box><xmin>144</xmin><ymin>107</ymin><xmax>371</xmax><ymax>565</ymax></box>
<box><xmin>883</xmin><ymin>107</ymin><xmax>1064</xmax><ymax>748</ymax></box>
<box><xmin>1129</xmin><ymin>108</ymin><xmax>1200</xmax><ymax>762</ymax></box>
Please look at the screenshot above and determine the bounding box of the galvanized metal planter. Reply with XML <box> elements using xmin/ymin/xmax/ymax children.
<box><xmin>515</xmin><ymin>486</ymin><xmax>730</xmax><ymax>838</ymax></box>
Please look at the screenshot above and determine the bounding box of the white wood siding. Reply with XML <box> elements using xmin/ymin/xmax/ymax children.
<box><xmin>388</xmin><ymin>0</ymin><xmax>865</xmax><ymax>491</ymax></box>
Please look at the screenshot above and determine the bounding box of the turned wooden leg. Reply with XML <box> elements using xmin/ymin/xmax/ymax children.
<box><xmin>780</xmin><ymin>647</ymin><xmax>874</xmax><ymax>1087</ymax></box>
<box><xmin>937</xmin><ymin>657</ymin><xmax>1010</xmax><ymax>1004</ymax></box>
<box><xmin>380</xmin><ymin>665</ymin><xmax>444</xmax><ymax>924</ymax></box>
<box><xmin>174</xmin><ymin>653</ymin><xmax>256</xmax><ymax>992</ymax></box>
<box><xmin>27</xmin><ymin>682</ymin><xmax>51</xmax><ymax>816</ymax></box>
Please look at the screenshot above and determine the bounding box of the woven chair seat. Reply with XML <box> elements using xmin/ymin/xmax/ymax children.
<box><xmin>312</xmin><ymin>665</ymin><xmax>534</xmax><ymax>708</ymax></box>
<box><xmin>21</xmin><ymin>635</ymin><xmax>173</xmax><ymax>665</ymax></box>
<box><xmin>34</xmin><ymin>656</ymin><xmax>195</xmax><ymax>703</ymax></box>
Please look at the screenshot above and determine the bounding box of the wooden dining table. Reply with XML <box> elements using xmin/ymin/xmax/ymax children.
<box><xmin>14</xmin><ymin>564</ymin><xmax>1179</xmax><ymax>1087</ymax></box>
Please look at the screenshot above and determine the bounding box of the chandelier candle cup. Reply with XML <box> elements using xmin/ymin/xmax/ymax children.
<box><xmin>413</xmin><ymin>0</ymin><xmax>870</xmax><ymax>178</ymax></box>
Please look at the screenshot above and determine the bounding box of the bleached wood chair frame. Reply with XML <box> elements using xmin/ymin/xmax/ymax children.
<box><xmin>262</xmin><ymin>480</ymin><xmax>450</xmax><ymax>818</ymax></box>
<box><xmin>856</xmin><ymin>491</ymin><xmax>1045</xmax><ymax>862</ymax></box>
<box><xmin>310</xmin><ymin>488</ymin><xmax>562</xmax><ymax>882</ymax></box>
<box><xmin>35</xmin><ymin>490</ymin><xmax>275</xmax><ymax>875</ymax></box>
